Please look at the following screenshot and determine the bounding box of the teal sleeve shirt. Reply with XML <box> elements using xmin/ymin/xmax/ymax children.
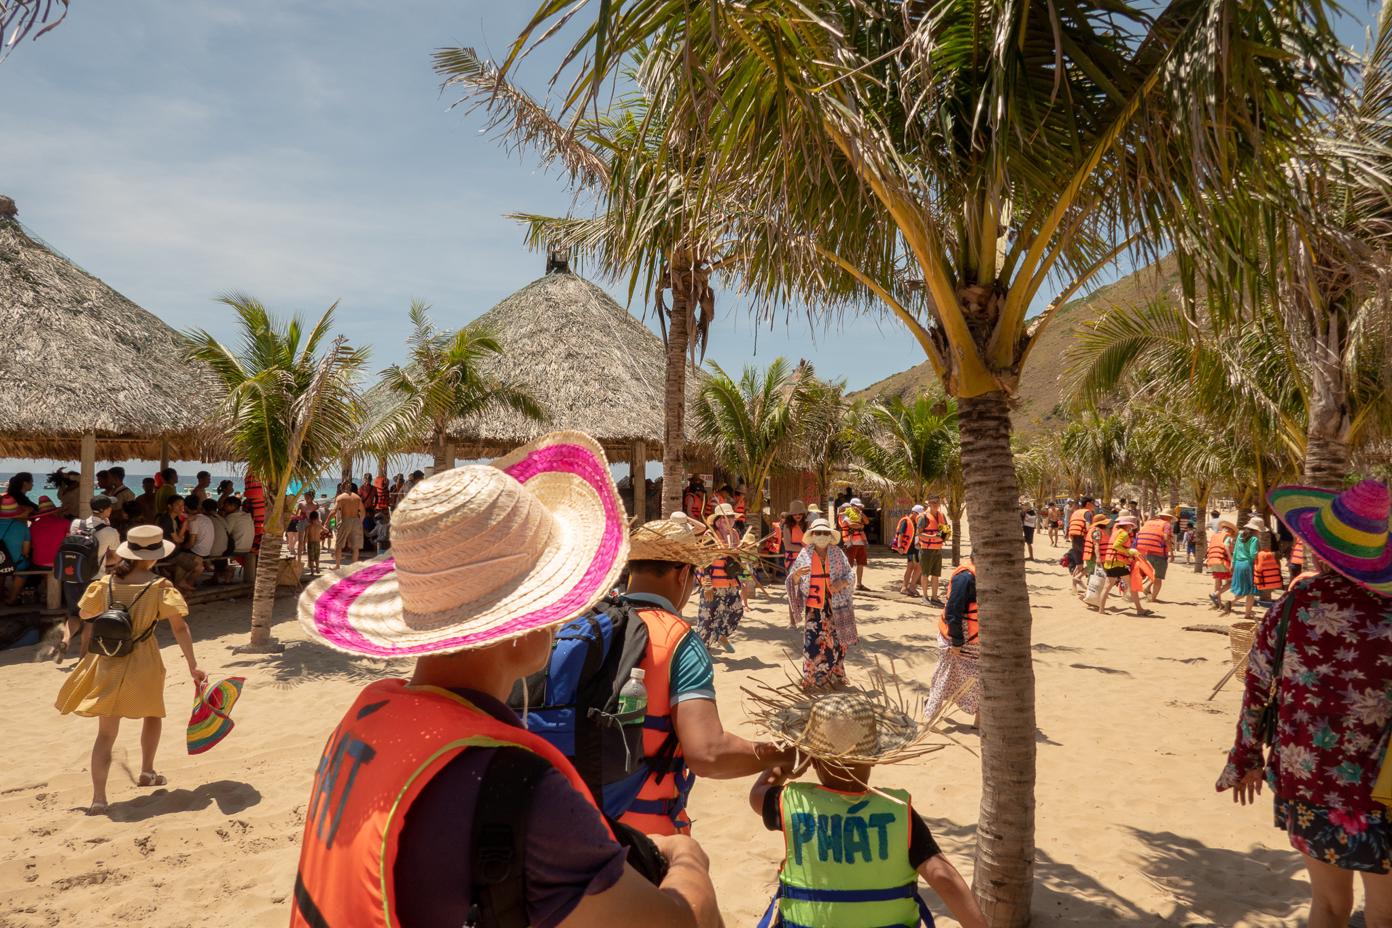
<box><xmin>621</xmin><ymin>592</ymin><xmax>716</xmax><ymax>704</ymax></box>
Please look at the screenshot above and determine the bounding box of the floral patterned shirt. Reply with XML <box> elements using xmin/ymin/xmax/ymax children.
<box><xmin>1217</xmin><ymin>571</ymin><xmax>1392</xmax><ymax>813</ymax></box>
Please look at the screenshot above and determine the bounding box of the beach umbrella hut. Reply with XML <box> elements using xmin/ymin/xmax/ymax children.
<box><xmin>0</xmin><ymin>195</ymin><xmax>219</xmax><ymax>514</ymax></box>
<box><xmin>445</xmin><ymin>259</ymin><xmax>699</xmax><ymax>522</ymax></box>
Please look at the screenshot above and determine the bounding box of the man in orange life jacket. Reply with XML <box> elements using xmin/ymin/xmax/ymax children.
<box><xmin>1135</xmin><ymin>507</ymin><xmax>1177</xmax><ymax>603</ymax></box>
<box><xmin>837</xmin><ymin>497</ymin><xmax>871</xmax><ymax>592</ymax></box>
<box><xmin>619</xmin><ymin>517</ymin><xmax>797</xmax><ymax>836</ymax></box>
<box><xmin>1067</xmin><ymin>496</ymin><xmax>1097</xmax><ymax>594</ymax></box>
<box><xmin>916</xmin><ymin>495</ymin><xmax>950</xmax><ymax>606</ymax></box>
<box><xmin>682</xmin><ymin>476</ymin><xmax>710</xmax><ymax>522</ymax></box>
<box><xmin>289</xmin><ymin>433</ymin><xmax>721</xmax><ymax>928</ymax></box>
<box><xmin>894</xmin><ymin>504</ymin><xmax>924</xmax><ymax>597</ymax></box>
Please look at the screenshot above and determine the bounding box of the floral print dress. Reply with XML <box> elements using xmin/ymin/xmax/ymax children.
<box><xmin>1217</xmin><ymin>571</ymin><xmax>1392</xmax><ymax>872</ymax></box>
<box><xmin>786</xmin><ymin>544</ymin><xmax>858</xmax><ymax>689</ymax></box>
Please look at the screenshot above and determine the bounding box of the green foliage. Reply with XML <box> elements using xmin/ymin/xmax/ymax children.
<box><xmin>184</xmin><ymin>295</ymin><xmax>367</xmax><ymax>502</ymax></box>
<box><xmin>851</xmin><ymin>393</ymin><xmax>956</xmax><ymax>502</ymax></box>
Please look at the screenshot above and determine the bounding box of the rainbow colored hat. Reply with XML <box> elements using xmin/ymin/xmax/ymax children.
<box><xmin>1269</xmin><ymin>480</ymin><xmax>1392</xmax><ymax>597</ymax></box>
<box><xmin>298</xmin><ymin>431</ymin><xmax>629</xmax><ymax>657</ymax></box>
<box><xmin>186</xmin><ymin>676</ymin><xmax>245</xmax><ymax>754</ymax></box>
<box><xmin>0</xmin><ymin>495</ymin><xmax>20</xmax><ymax>518</ymax></box>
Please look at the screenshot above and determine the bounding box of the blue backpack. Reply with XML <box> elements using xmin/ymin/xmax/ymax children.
<box><xmin>509</xmin><ymin>595</ymin><xmax>678</xmax><ymax>820</ymax></box>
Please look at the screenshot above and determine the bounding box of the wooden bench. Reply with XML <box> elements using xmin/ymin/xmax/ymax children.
<box><xmin>13</xmin><ymin>569</ymin><xmax>61</xmax><ymax>612</ymax></box>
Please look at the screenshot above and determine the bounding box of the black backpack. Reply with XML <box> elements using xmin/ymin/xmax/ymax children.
<box><xmin>90</xmin><ymin>579</ymin><xmax>157</xmax><ymax>658</ymax></box>
<box><xmin>55</xmin><ymin>519</ymin><xmax>102</xmax><ymax>612</ymax></box>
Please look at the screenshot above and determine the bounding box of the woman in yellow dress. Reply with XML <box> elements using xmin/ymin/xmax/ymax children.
<box><xmin>55</xmin><ymin>525</ymin><xmax>206</xmax><ymax>814</ymax></box>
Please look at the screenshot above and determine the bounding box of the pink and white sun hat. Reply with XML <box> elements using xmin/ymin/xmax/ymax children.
<box><xmin>298</xmin><ymin>431</ymin><xmax>629</xmax><ymax>657</ymax></box>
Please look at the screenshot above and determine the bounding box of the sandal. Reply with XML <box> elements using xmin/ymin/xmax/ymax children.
<box><xmin>85</xmin><ymin>802</ymin><xmax>109</xmax><ymax>816</ymax></box>
<box><xmin>1135</xmin><ymin>608</ymin><xmax>1155</xmax><ymax>617</ymax></box>
<box><xmin>138</xmin><ymin>771</ymin><xmax>167</xmax><ymax>787</ymax></box>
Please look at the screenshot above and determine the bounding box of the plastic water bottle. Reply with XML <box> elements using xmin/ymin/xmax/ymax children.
<box><xmin>617</xmin><ymin>668</ymin><xmax>648</xmax><ymax>722</ymax></box>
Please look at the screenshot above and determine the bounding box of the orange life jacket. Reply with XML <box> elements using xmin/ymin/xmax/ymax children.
<box><xmin>805</xmin><ymin>550</ymin><xmax>830</xmax><ymax>612</ymax></box>
<box><xmin>683</xmin><ymin>489</ymin><xmax>706</xmax><ymax>520</ymax></box>
<box><xmin>1135</xmin><ymin>518</ymin><xmax>1171</xmax><ymax>557</ymax></box>
<box><xmin>764</xmin><ymin>523</ymin><xmax>783</xmax><ymax>555</ymax></box>
<box><xmin>1289</xmin><ymin>539</ymin><xmax>1305</xmax><ymax>567</ymax></box>
<box><xmin>1106</xmin><ymin>527</ymin><xmax>1137</xmax><ymax>569</ymax></box>
<box><xmin>783</xmin><ymin>522</ymin><xmax>805</xmax><ymax>557</ymax></box>
<box><xmin>916</xmin><ymin>511</ymin><xmax>945</xmax><ymax>550</ymax></box>
<box><xmin>1206</xmin><ymin>535</ymin><xmax>1233</xmax><ymax>569</ymax></box>
<box><xmin>1068</xmin><ymin>508</ymin><xmax>1090</xmax><ymax>538</ymax></box>
<box><xmin>838</xmin><ymin>510</ymin><xmax>868</xmax><ymax>546</ymax></box>
<box><xmin>733</xmin><ymin>494</ymin><xmax>747</xmax><ymax>517</ymax></box>
<box><xmin>1084</xmin><ymin>525</ymin><xmax>1110</xmax><ymax>563</ymax></box>
<box><xmin>1254</xmin><ymin>550</ymin><xmax>1283</xmax><ymax>590</ymax></box>
<box><xmin>891</xmin><ymin>515</ymin><xmax>914</xmax><ymax>554</ymax></box>
<box><xmin>937</xmin><ymin>564</ymin><xmax>978</xmax><ymax>643</ymax></box>
<box><xmin>619</xmin><ymin>607</ymin><xmax>696</xmax><ymax>837</ymax></box>
<box><xmin>290</xmin><ymin>679</ymin><xmax>607</xmax><ymax>928</ymax></box>
<box><xmin>707</xmin><ymin>555</ymin><xmax>740</xmax><ymax>589</ymax></box>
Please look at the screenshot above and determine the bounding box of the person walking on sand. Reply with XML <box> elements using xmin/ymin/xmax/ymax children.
<box><xmin>330</xmin><ymin>483</ymin><xmax>365</xmax><ymax>567</ymax></box>
<box><xmin>924</xmin><ymin>555</ymin><xmax>981</xmax><ymax>726</ymax></box>
<box><xmin>54</xmin><ymin>525</ymin><xmax>206</xmax><ymax>815</ymax></box>
<box><xmin>1135</xmin><ymin>507</ymin><xmax>1177</xmax><ymax>602</ymax></box>
<box><xmin>837</xmin><ymin>497</ymin><xmax>871</xmax><ymax>592</ymax></box>
<box><xmin>1022</xmin><ymin>504</ymin><xmax>1038</xmax><ymax>560</ymax></box>
<box><xmin>1067</xmin><ymin>497</ymin><xmax>1097</xmax><ymax>593</ymax></box>
<box><xmin>787</xmin><ymin>519</ymin><xmax>858</xmax><ymax>690</ymax></box>
<box><xmin>697</xmin><ymin>503</ymin><xmax>745</xmax><ymax>653</ymax></box>
<box><xmin>1219</xmin><ymin>481</ymin><xmax>1392</xmax><ymax>928</ymax></box>
<box><xmin>893</xmin><ymin>504</ymin><xmax>923</xmax><ymax>596</ymax></box>
<box><xmin>1206</xmin><ymin>519</ymin><xmax>1237</xmax><ymax>607</ymax></box>
<box><xmin>1046</xmin><ymin>502</ymin><xmax>1063</xmax><ymax>547</ymax></box>
<box><xmin>747</xmin><ymin>684</ymin><xmax>987</xmax><ymax>928</ymax></box>
<box><xmin>1224</xmin><ymin>516</ymin><xmax>1265</xmax><ymax>618</ymax></box>
<box><xmin>1095</xmin><ymin>513</ymin><xmax>1154</xmax><ymax>616</ymax></box>
<box><xmin>289</xmin><ymin>432</ymin><xmax>722</xmax><ymax>928</ymax></box>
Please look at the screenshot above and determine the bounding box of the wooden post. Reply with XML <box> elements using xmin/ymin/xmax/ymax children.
<box><xmin>79</xmin><ymin>432</ymin><xmax>96</xmax><ymax>518</ymax></box>
<box><xmin>631</xmin><ymin>440</ymin><xmax>647</xmax><ymax>523</ymax></box>
<box><xmin>158</xmin><ymin>438</ymin><xmax>170</xmax><ymax>473</ymax></box>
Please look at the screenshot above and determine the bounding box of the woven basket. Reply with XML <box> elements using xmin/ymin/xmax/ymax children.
<box><xmin>1229</xmin><ymin>620</ymin><xmax>1257</xmax><ymax>671</ymax></box>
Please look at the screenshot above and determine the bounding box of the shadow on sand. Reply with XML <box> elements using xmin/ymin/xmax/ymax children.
<box><xmin>104</xmin><ymin>779</ymin><xmax>262</xmax><ymax>822</ymax></box>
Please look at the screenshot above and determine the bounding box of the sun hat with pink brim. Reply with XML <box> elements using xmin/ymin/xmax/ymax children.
<box><xmin>1269</xmin><ymin>480</ymin><xmax>1392</xmax><ymax>597</ymax></box>
<box><xmin>298</xmin><ymin>431</ymin><xmax>629</xmax><ymax>657</ymax></box>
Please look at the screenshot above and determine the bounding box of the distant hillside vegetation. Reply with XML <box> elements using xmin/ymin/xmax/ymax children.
<box><xmin>851</xmin><ymin>257</ymin><xmax>1181</xmax><ymax>438</ymax></box>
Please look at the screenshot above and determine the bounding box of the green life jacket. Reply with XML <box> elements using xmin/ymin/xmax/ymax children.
<box><xmin>766</xmin><ymin>782</ymin><xmax>932</xmax><ymax>928</ymax></box>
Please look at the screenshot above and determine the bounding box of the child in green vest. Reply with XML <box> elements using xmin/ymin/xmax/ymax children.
<box><xmin>747</xmin><ymin>686</ymin><xmax>986</xmax><ymax>928</ymax></box>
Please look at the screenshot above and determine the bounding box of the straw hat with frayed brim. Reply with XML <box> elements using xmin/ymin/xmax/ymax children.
<box><xmin>116</xmin><ymin>524</ymin><xmax>177</xmax><ymax>560</ymax></box>
<box><xmin>1219</xmin><ymin>520</ymin><xmax>1238</xmax><ymax>533</ymax></box>
<box><xmin>804</xmin><ymin>517</ymin><xmax>841</xmax><ymax>545</ymax></box>
<box><xmin>705</xmin><ymin>502</ymin><xmax>737</xmax><ymax>528</ymax></box>
<box><xmin>1270</xmin><ymin>480</ymin><xmax>1392</xmax><ymax>597</ymax></box>
<box><xmin>745</xmin><ymin>661</ymin><xmax>949</xmax><ymax>767</ymax></box>
<box><xmin>1090</xmin><ymin>514</ymin><xmax>1111</xmax><ymax>528</ymax></box>
<box><xmin>298</xmin><ymin>431</ymin><xmax>629</xmax><ymax>658</ymax></box>
<box><xmin>629</xmin><ymin>518</ymin><xmax>730</xmax><ymax>568</ymax></box>
<box><xmin>1154</xmin><ymin>508</ymin><xmax>1179</xmax><ymax>521</ymax></box>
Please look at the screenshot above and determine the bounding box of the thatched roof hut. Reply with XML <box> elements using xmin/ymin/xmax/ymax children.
<box><xmin>0</xmin><ymin>195</ymin><xmax>218</xmax><ymax>462</ymax></box>
<box><xmin>447</xmin><ymin>264</ymin><xmax>698</xmax><ymax>464</ymax></box>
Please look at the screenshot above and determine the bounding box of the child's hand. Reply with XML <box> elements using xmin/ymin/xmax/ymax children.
<box><xmin>760</xmin><ymin>766</ymin><xmax>790</xmax><ymax>787</ymax></box>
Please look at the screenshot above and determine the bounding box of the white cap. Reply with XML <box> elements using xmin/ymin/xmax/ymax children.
<box><xmin>630</xmin><ymin>668</ymin><xmax>646</xmax><ymax>681</ymax></box>
<box><xmin>911</xmin><ymin>504</ymin><xmax>924</xmax><ymax>513</ymax></box>
<box><xmin>849</xmin><ymin>497</ymin><xmax>863</xmax><ymax>507</ymax></box>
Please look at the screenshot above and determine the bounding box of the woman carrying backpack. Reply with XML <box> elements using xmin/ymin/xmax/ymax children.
<box><xmin>54</xmin><ymin>525</ymin><xmax>206</xmax><ymax>816</ymax></box>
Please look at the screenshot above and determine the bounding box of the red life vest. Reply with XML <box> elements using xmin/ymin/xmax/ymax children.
<box><xmin>683</xmin><ymin>489</ymin><xmax>705</xmax><ymax>520</ymax></box>
<box><xmin>620</xmin><ymin>607</ymin><xmax>697</xmax><ymax>836</ymax></box>
<box><xmin>290</xmin><ymin>679</ymin><xmax>608</xmax><ymax>928</ymax></box>
<box><xmin>1084</xmin><ymin>525</ymin><xmax>1110</xmax><ymax>563</ymax></box>
<box><xmin>1068</xmin><ymin>508</ymin><xmax>1090</xmax><ymax>539</ymax></box>
<box><xmin>733</xmin><ymin>494</ymin><xmax>747</xmax><ymax>517</ymax></box>
<box><xmin>783</xmin><ymin>522</ymin><xmax>805</xmax><ymax>558</ymax></box>
<box><xmin>1254</xmin><ymin>550</ymin><xmax>1283</xmax><ymax>590</ymax></box>
<box><xmin>764</xmin><ymin>523</ymin><xmax>783</xmax><ymax>555</ymax></box>
<box><xmin>1289</xmin><ymin>539</ymin><xmax>1305</xmax><ymax>567</ymax></box>
<box><xmin>891</xmin><ymin>515</ymin><xmax>914</xmax><ymax>554</ymax></box>
<box><xmin>937</xmin><ymin>564</ymin><xmax>978</xmax><ymax>643</ymax></box>
<box><xmin>916</xmin><ymin>511</ymin><xmax>945</xmax><ymax>550</ymax></box>
<box><xmin>1206</xmin><ymin>535</ymin><xmax>1232</xmax><ymax>569</ymax></box>
<box><xmin>838</xmin><ymin>510</ymin><xmax>868</xmax><ymax>546</ymax></box>
<box><xmin>707</xmin><ymin>555</ymin><xmax>740</xmax><ymax>589</ymax></box>
<box><xmin>1135</xmin><ymin>518</ymin><xmax>1171</xmax><ymax>557</ymax></box>
<box><xmin>805</xmin><ymin>550</ymin><xmax>830</xmax><ymax>611</ymax></box>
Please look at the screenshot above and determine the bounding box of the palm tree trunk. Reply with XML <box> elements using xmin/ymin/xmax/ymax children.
<box><xmin>958</xmin><ymin>392</ymin><xmax>1035</xmax><ymax>927</ymax></box>
<box><xmin>661</xmin><ymin>272</ymin><xmax>692</xmax><ymax>516</ymax></box>
<box><xmin>248</xmin><ymin>531</ymin><xmax>283</xmax><ymax>647</ymax></box>
<box><xmin>1192</xmin><ymin>482</ymin><xmax>1211</xmax><ymax>574</ymax></box>
<box><xmin>950</xmin><ymin>514</ymin><xmax>962</xmax><ymax>567</ymax></box>
<box><xmin>1304</xmin><ymin>311</ymin><xmax>1351</xmax><ymax>490</ymax></box>
<box><xmin>432</xmin><ymin>430</ymin><xmax>448</xmax><ymax>472</ymax></box>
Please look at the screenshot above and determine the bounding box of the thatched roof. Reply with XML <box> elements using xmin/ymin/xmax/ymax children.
<box><xmin>447</xmin><ymin>267</ymin><xmax>698</xmax><ymax>460</ymax></box>
<box><xmin>0</xmin><ymin>197</ymin><xmax>219</xmax><ymax>460</ymax></box>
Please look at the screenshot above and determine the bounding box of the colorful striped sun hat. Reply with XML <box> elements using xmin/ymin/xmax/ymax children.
<box><xmin>187</xmin><ymin>676</ymin><xmax>246</xmax><ymax>755</ymax></box>
<box><xmin>297</xmin><ymin>431</ymin><xmax>629</xmax><ymax>657</ymax></box>
<box><xmin>1269</xmin><ymin>480</ymin><xmax>1392</xmax><ymax>597</ymax></box>
<box><xmin>0</xmin><ymin>495</ymin><xmax>20</xmax><ymax>518</ymax></box>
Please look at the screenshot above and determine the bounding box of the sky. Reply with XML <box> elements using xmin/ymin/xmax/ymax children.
<box><xmin>1</xmin><ymin>1</ymin><xmax>1378</xmax><ymax>476</ymax></box>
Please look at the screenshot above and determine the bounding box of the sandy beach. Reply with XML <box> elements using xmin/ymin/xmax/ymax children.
<box><xmin>0</xmin><ymin>537</ymin><xmax>1310</xmax><ymax>927</ymax></box>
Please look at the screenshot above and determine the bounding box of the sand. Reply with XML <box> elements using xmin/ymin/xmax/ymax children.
<box><xmin>0</xmin><ymin>539</ymin><xmax>1319</xmax><ymax>927</ymax></box>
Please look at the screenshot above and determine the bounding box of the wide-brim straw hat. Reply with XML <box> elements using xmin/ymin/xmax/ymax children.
<box><xmin>1244</xmin><ymin>516</ymin><xmax>1268</xmax><ymax>533</ymax></box>
<box><xmin>788</xmin><ymin>499</ymin><xmax>807</xmax><ymax>516</ymax></box>
<box><xmin>117</xmin><ymin>524</ymin><xmax>177</xmax><ymax>560</ymax></box>
<box><xmin>804</xmin><ymin>517</ymin><xmax>841</xmax><ymax>545</ymax></box>
<box><xmin>706</xmin><ymin>502</ymin><xmax>737</xmax><ymax>528</ymax></box>
<box><xmin>1154</xmin><ymin>507</ymin><xmax>1178</xmax><ymax>520</ymax></box>
<box><xmin>1219</xmin><ymin>519</ymin><xmax>1238</xmax><ymax>533</ymax></box>
<box><xmin>1090</xmin><ymin>514</ymin><xmax>1110</xmax><ymax>528</ymax></box>
<box><xmin>629</xmin><ymin>517</ymin><xmax>728</xmax><ymax>568</ymax></box>
<box><xmin>1270</xmin><ymin>480</ymin><xmax>1392</xmax><ymax>597</ymax></box>
<box><xmin>745</xmin><ymin>663</ymin><xmax>946</xmax><ymax>767</ymax></box>
<box><xmin>298</xmin><ymin>431</ymin><xmax>628</xmax><ymax>658</ymax></box>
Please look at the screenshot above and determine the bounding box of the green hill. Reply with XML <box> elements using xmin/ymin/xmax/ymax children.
<box><xmin>850</xmin><ymin>257</ymin><xmax>1180</xmax><ymax>437</ymax></box>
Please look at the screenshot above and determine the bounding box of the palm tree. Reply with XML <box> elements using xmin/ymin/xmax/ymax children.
<box><xmin>185</xmin><ymin>296</ymin><xmax>367</xmax><ymax>649</ymax></box>
<box><xmin>433</xmin><ymin>48</ymin><xmax>734</xmax><ymax>516</ymax></box>
<box><xmin>507</xmin><ymin>5</ymin><xmax>1341</xmax><ymax>918</ymax></box>
<box><xmin>792</xmin><ymin>374</ymin><xmax>863</xmax><ymax>514</ymax></box>
<box><xmin>851</xmin><ymin>394</ymin><xmax>956</xmax><ymax>507</ymax></box>
<box><xmin>379</xmin><ymin>302</ymin><xmax>544</xmax><ymax>470</ymax></box>
<box><xmin>692</xmin><ymin>358</ymin><xmax>808</xmax><ymax>524</ymax></box>
<box><xmin>1060</xmin><ymin>412</ymin><xmax>1127</xmax><ymax>508</ymax></box>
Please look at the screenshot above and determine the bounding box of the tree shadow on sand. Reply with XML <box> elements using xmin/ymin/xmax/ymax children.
<box><xmin>104</xmin><ymin>779</ymin><xmax>262</xmax><ymax>822</ymax></box>
<box><xmin>224</xmin><ymin>640</ymin><xmax>408</xmax><ymax>690</ymax></box>
<box><xmin>1124</xmin><ymin>827</ymin><xmax>1309</xmax><ymax>925</ymax></box>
